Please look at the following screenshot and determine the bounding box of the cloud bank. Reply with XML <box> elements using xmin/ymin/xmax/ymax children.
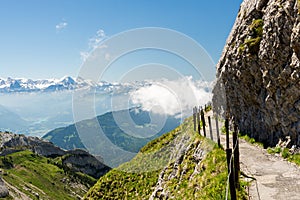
<box><xmin>130</xmin><ymin>77</ymin><xmax>212</xmax><ymax>117</ymax></box>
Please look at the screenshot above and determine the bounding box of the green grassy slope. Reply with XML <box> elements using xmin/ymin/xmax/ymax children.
<box><xmin>0</xmin><ymin>150</ymin><xmax>94</xmax><ymax>199</ymax></box>
<box><xmin>84</xmin><ymin>117</ymin><xmax>245</xmax><ymax>199</ymax></box>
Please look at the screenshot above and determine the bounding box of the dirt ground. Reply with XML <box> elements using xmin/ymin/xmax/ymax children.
<box><xmin>238</xmin><ymin>139</ymin><xmax>300</xmax><ymax>200</ymax></box>
<box><xmin>204</xmin><ymin>111</ymin><xmax>300</xmax><ymax>200</ymax></box>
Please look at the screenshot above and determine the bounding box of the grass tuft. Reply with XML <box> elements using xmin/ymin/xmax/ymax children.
<box><xmin>239</xmin><ymin>19</ymin><xmax>263</xmax><ymax>55</ymax></box>
<box><xmin>267</xmin><ymin>146</ymin><xmax>300</xmax><ymax>167</ymax></box>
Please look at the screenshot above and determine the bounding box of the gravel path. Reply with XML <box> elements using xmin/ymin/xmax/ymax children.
<box><xmin>203</xmin><ymin>111</ymin><xmax>300</xmax><ymax>200</ymax></box>
<box><xmin>238</xmin><ymin>139</ymin><xmax>300</xmax><ymax>200</ymax></box>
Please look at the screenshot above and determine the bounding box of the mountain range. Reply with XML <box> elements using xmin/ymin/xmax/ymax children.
<box><xmin>0</xmin><ymin>76</ymin><xmax>149</xmax><ymax>93</ymax></box>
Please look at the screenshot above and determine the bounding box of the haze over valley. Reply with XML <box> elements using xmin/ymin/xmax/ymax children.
<box><xmin>0</xmin><ymin>76</ymin><xmax>212</xmax><ymax>137</ymax></box>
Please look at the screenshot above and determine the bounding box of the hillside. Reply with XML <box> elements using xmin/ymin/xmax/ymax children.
<box><xmin>43</xmin><ymin>108</ymin><xmax>181</xmax><ymax>167</ymax></box>
<box><xmin>84</xmin><ymin>117</ymin><xmax>247</xmax><ymax>199</ymax></box>
<box><xmin>0</xmin><ymin>132</ymin><xmax>110</xmax><ymax>199</ymax></box>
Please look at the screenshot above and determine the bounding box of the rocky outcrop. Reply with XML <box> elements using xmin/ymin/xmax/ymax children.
<box><xmin>62</xmin><ymin>149</ymin><xmax>110</xmax><ymax>178</ymax></box>
<box><xmin>149</xmin><ymin>134</ymin><xmax>213</xmax><ymax>199</ymax></box>
<box><xmin>0</xmin><ymin>177</ymin><xmax>8</xmax><ymax>198</ymax></box>
<box><xmin>149</xmin><ymin>133</ymin><xmax>192</xmax><ymax>199</ymax></box>
<box><xmin>0</xmin><ymin>132</ymin><xmax>66</xmax><ymax>157</ymax></box>
<box><xmin>213</xmin><ymin>0</ymin><xmax>300</xmax><ymax>147</ymax></box>
<box><xmin>0</xmin><ymin>132</ymin><xmax>110</xmax><ymax>179</ymax></box>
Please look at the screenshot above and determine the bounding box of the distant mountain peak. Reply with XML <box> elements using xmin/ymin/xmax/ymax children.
<box><xmin>0</xmin><ymin>76</ymin><xmax>138</xmax><ymax>93</ymax></box>
<box><xmin>59</xmin><ymin>76</ymin><xmax>75</xmax><ymax>83</ymax></box>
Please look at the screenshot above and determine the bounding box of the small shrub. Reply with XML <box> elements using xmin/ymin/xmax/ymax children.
<box><xmin>267</xmin><ymin>147</ymin><xmax>274</xmax><ymax>154</ymax></box>
<box><xmin>249</xmin><ymin>19</ymin><xmax>264</xmax><ymax>37</ymax></box>
<box><xmin>239</xmin><ymin>18</ymin><xmax>263</xmax><ymax>55</ymax></box>
<box><xmin>267</xmin><ymin>147</ymin><xmax>300</xmax><ymax>167</ymax></box>
<box><xmin>249</xmin><ymin>138</ymin><xmax>256</xmax><ymax>144</ymax></box>
<box><xmin>288</xmin><ymin>154</ymin><xmax>300</xmax><ymax>166</ymax></box>
<box><xmin>267</xmin><ymin>147</ymin><xmax>282</xmax><ymax>154</ymax></box>
<box><xmin>274</xmin><ymin>146</ymin><xmax>281</xmax><ymax>154</ymax></box>
<box><xmin>244</xmin><ymin>37</ymin><xmax>261</xmax><ymax>54</ymax></box>
<box><xmin>281</xmin><ymin>148</ymin><xmax>290</xmax><ymax>158</ymax></box>
<box><xmin>238</xmin><ymin>43</ymin><xmax>246</xmax><ymax>53</ymax></box>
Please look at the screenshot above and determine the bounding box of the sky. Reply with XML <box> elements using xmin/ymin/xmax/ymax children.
<box><xmin>0</xmin><ymin>0</ymin><xmax>243</xmax><ymax>81</ymax></box>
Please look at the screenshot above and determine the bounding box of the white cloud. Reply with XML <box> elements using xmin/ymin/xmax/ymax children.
<box><xmin>89</xmin><ymin>29</ymin><xmax>106</xmax><ymax>49</ymax></box>
<box><xmin>80</xmin><ymin>29</ymin><xmax>106</xmax><ymax>61</ymax></box>
<box><xmin>55</xmin><ymin>21</ymin><xmax>68</xmax><ymax>31</ymax></box>
<box><xmin>130</xmin><ymin>77</ymin><xmax>212</xmax><ymax>117</ymax></box>
<box><xmin>79</xmin><ymin>51</ymin><xmax>89</xmax><ymax>62</ymax></box>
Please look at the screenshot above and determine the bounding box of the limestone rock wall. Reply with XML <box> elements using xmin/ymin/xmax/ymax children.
<box><xmin>213</xmin><ymin>0</ymin><xmax>300</xmax><ymax>146</ymax></box>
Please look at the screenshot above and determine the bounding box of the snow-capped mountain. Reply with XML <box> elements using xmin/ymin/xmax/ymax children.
<box><xmin>0</xmin><ymin>76</ymin><xmax>146</xmax><ymax>93</ymax></box>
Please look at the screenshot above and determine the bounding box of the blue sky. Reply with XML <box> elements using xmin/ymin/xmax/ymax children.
<box><xmin>0</xmin><ymin>0</ymin><xmax>242</xmax><ymax>80</ymax></box>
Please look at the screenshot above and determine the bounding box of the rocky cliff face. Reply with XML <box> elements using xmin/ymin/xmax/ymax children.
<box><xmin>213</xmin><ymin>0</ymin><xmax>300</xmax><ymax>147</ymax></box>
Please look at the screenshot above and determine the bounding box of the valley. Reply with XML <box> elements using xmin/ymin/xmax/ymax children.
<box><xmin>0</xmin><ymin>0</ymin><xmax>299</xmax><ymax>199</ymax></box>
<box><xmin>42</xmin><ymin>108</ymin><xmax>181</xmax><ymax>167</ymax></box>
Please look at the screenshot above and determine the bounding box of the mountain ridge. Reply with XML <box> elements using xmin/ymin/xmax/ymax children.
<box><xmin>0</xmin><ymin>131</ymin><xmax>111</xmax><ymax>199</ymax></box>
<box><xmin>42</xmin><ymin>107</ymin><xmax>182</xmax><ymax>167</ymax></box>
<box><xmin>0</xmin><ymin>76</ymin><xmax>150</xmax><ymax>93</ymax></box>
